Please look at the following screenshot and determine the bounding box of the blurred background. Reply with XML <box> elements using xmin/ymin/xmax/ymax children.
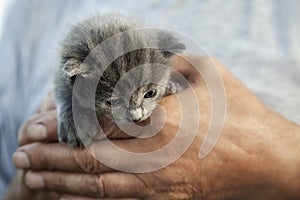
<box><xmin>0</xmin><ymin>0</ymin><xmax>299</xmax><ymax>198</ymax></box>
<box><xmin>0</xmin><ymin>0</ymin><xmax>9</xmax><ymax>37</ymax></box>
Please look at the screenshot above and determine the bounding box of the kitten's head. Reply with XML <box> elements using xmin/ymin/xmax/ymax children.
<box><xmin>60</xmin><ymin>13</ymin><xmax>185</xmax><ymax>123</ymax></box>
<box><xmin>96</xmin><ymin>81</ymin><xmax>167</xmax><ymax>123</ymax></box>
<box><xmin>94</xmin><ymin>55</ymin><xmax>171</xmax><ymax>123</ymax></box>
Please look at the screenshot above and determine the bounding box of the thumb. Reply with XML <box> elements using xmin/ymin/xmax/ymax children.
<box><xmin>18</xmin><ymin>110</ymin><xmax>58</xmax><ymax>146</ymax></box>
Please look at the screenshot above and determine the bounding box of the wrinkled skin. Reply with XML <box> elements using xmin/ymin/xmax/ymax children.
<box><xmin>5</xmin><ymin>56</ymin><xmax>300</xmax><ymax>200</ymax></box>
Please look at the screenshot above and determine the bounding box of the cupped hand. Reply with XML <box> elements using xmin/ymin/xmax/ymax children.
<box><xmin>13</xmin><ymin>56</ymin><xmax>300</xmax><ymax>200</ymax></box>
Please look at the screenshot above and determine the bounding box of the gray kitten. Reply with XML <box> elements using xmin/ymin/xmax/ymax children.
<box><xmin>54</xmin><ymin>13</ymin><xmax>185</xmax><ymax>147</ymax></box>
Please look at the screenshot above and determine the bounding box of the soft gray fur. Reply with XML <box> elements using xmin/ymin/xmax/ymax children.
<box><xmin>54</xmin><ymin>13</ymin><xmax>185</xmax><ymax>147</ymax></box>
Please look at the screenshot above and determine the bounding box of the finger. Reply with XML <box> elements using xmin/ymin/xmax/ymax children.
<box><xmin>60</xmin><ymin>194</ymin><xmax>140</xmax><ymax>200</ymax></box>
<box><xmin>13</xmin><ymin>143</ymin><xmax>115</xmax><ymax>173</ymax></box>
<box><xmin>61</xmin><ymin>196</ymin><xmax>96</xmax><ymax>200</ymax></box>
<box><xmin>18</xmin><ymin>113</ymin><xmax>48</xmax><ymax>145</ymax></box>
<box><xmin>18</xmin><ymin>110</ymin><xmax>58</xmax><ymax>146</ymax></box>
<box><xmin>14</xmin><ymin>112</ymin><xmax>179</xmax><ymax>173</ymax></box>
<box><xmin>14</xmin><ymin>96</ymin><xmax>182</xmax><ymax>173</ymax></box>
<box><xmin>13</xmin><ymin>133</ymin><xmax>169</xmax><ymax>173</ymax></box>
<box><xmin>25</xmin><ymin>171</ymin><xmax>149</xmax><ymax>199</ymax></box>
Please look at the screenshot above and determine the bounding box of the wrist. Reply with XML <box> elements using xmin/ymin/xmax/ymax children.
<box><xmin>246</xmin><ymin>116</ymin><xmax>300</xmax><ymax>199</ymax></box>
<box><xmin>274</xmin><ymin>122</ymin><xmax>300</xmax><ymax>198</ymax></box>
<box><xmin>217</xmin><ymin>105</ymin><xmax>300</xmax><ymax>199</ymax></box>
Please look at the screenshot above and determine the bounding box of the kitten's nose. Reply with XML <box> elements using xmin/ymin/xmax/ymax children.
<box><xmin>129</xmin><ymin>108</ymin><xmax>143</xmax><ymax>122</ymax></box>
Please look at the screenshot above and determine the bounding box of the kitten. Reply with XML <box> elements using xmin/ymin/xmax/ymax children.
<box><xmin>54</xmin><ymin>13</ymin><xmax>186</xmax><ymax>147</ymax></box>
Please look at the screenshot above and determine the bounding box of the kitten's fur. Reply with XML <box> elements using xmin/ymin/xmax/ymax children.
<box><xmin>54</xmin><ymin>13</ymin><xmax>185</xmax><ymax>147</ymax></box>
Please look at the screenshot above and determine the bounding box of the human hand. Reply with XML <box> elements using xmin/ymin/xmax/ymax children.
<box><xmin>4</xmin><ymin>92</ymin><xmax>61</xmax><ymax>200</ymax></box>
<box><xmin>13</xmin><ymin>56</ymin><xmax>300</xmax><ymax>199</ymax></box>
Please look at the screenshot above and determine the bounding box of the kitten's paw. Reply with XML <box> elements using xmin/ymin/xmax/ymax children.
<box><xmin>58</xmin><ymin>121</ymin><xmax>91</xmax><ymax>148</ymax></box>
<box><xmin>57</xmin><ymin>121</ymin><xmax>68</xmax><ymax>144</ymax></box>
<box><xmin>66</xmin><ymin>131</ymin><xmax>86</xmax><ymax>148</ymax></box>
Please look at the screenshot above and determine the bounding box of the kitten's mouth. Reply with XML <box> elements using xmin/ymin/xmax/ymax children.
<box><xmin>132</xmin><ymin>118</ymin><xmax>143</xmax><ymax>123</ymax></box>
<box><xmin>134</xmin><ymin>117</ymin><xmax>151</xmax><ymax>126</ymax></box>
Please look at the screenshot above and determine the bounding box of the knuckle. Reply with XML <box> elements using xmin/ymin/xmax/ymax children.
<box><xmin>73</xmin><ymin>148</ymin><xmax>101</xmax><ymax>173</ymax></box>
<box><xmin>17</xmin><ymin>114</ymin><xmax>39</xmax><ymax>144</ymax></box>
<box><xmin>45</xmin><ymin>172</ymin><xmax>66</xmax><ymax>190</ymax></box>
<box><xmin>134</xmin><ymin>175</ymin><xmax>154</xmax><ymax>197</ymax></box>
<box><xmin>56</xmin><ymin>173</ymin><xmax>67</xmax><ymax>188</ymax></box>
<box><xmin>95</xmin><ymin>174</ymin><xmax>106</xmax><ymax>198</ymax></box>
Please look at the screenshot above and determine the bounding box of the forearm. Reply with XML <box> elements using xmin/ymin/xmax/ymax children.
<box><xmin>4</xmin><ymin>171</ymin><xmax>32</xmax><ymax>200</ymax></box>
<box><xmin>274</xmin><ymin>122</ymin><xmax>300</xmax><ymax>198</ymax></box>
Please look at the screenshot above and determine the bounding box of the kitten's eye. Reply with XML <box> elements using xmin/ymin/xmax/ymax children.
<box><xmin>106</xmin><ymin>98</ymin><xmax>122</xmax><ymax>107</ymax></box>
<box><xmin>144</xmin><ymin>89</ymin><xmax>157</xmax><ymax>99</ymax></box>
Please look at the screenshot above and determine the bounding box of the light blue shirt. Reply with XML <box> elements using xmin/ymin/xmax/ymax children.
<box><xmin>1</xmin><ymin>0</ymin><xmax>299</xmax><ymax>198</ymax></box>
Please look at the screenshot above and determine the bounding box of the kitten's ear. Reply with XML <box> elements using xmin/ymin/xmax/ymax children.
<box><xmin>157</xmin><ymin>31</ymin><xmax>186</xmax><ymax>57</ymax></box>
<box><xmin>62</xmin><ymin>58</ymin><xmax>92</xmax><ymax>78</ymax></box>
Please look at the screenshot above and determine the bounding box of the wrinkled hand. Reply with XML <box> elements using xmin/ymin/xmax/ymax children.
<box><xmin>12</xmin><ymin>56</ymin><xmax>300</xmax><ymax>200</ymax></box>
<box><xmin>4</xmin><ymin>92</ymin><xmax>60</xmax><ymax>200</ymax></box>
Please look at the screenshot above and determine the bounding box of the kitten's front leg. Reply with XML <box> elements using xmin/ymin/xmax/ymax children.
<box><xmin>57</xmin><ymin>102</ymin><xmax>92</xmax><ymax>148</ymax></box>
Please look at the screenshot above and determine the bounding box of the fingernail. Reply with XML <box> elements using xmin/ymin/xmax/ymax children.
<box><xmin>25</xmin><ymin>171</ymin><xmax>44</xmax><ymax>189</ymax></box>
<box><xmin>27</xmin><ymin>124</ymin><xmax>47</xmax><ymax>140</ymax></box>
<box><xmin>13</xmin><ymin>151</ymin><xmax>30</xmax><ymax>168</ymax></box>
